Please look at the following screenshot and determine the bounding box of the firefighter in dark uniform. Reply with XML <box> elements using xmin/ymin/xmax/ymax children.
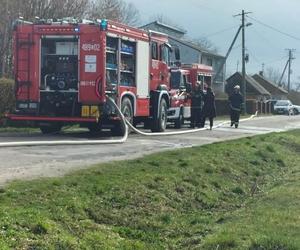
<box><xmin>229</xmin><ymin>85</ymin><xmax>244</xmax><ymax>128</ymax></box>
<box><xmin>201</xmin><ymin>86</ymin><xmax>216</xmax><ymax>130</ymax></box>
<box><xmin>190</xmin><ymin>81</ymin><xmax>204</xmax><ymax>128</ymax></box>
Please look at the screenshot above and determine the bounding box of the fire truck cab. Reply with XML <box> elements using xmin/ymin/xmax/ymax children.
<box><xmin>182</xmin><ymin>63</ymin><xmax>213</xmax><ymax>89</ymax></box>
<box><xmin>168</xmin><ymin>68</ymin><xmax>191</xmax><ymax>128</ymax></box>
<box><xmin>167</xmin><ymin>63</ymin><xmax>213</xmax><ymax>128</ymax></box>
<box><xmin>9</xmin><ymin>19</ymin><xmax>172</xmax><ymax>134</ymax></box>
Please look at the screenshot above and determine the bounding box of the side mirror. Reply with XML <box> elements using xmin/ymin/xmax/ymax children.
<box><xmin>186</xmin><ymin>82</ymin><xmax>192</xmax><ymax>93</ymax></box>
<box><xmin>179</xmin><ymin>85</ymin><xmax>186</xmax><ymax>92</ymax></box>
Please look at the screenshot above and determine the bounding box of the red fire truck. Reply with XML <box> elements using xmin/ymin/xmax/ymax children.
<box><xmin>8</xmin><ymin>19</ymin><xmax>173</xmax><ymax>134</ymax></box>
<box><xmin>167</xmin><ymin>63</ymin><xmax>213</xmax><ymax>128</ymax></box>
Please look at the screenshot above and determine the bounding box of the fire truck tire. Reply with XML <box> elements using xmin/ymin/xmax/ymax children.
<box><xmin>121</xmin><ymin>97</ymin><xmax>134</xmax><ymax>125</ymax></box>
<box><xmin>111</xmin><ymin>122</ymin><xmax>125</xmax><ymax>136</ymax></box>
<box><xmin>111</xmin><ymin>98</ymin><xmax>133</xmax><ymax>136</ymax></box>
<box><xmin>40</xmin><ymin>124</ymin><xmax>62</xmax><ymax>134</ymax></box>
<box><xmin>151</xmin><ymin>98</ymin><xmax>167</xmax><ymax>132</ymax></box>
<box><xmin>87</xmin><ymin>123</ymin><xmax>102</xmax><ymax>133</ymax></box>
<box><xmin>175</xmin><ymin>108</ymin><xmax>184</xmax><ymax>129</ymax></box>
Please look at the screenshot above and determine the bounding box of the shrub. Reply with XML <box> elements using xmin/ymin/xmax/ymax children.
<box><xmin>0</xmin><ymin>78</ymin><xmax>15</xmax><ymax>117</ymax></box>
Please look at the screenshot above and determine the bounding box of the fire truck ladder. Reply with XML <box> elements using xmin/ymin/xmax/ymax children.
<box><xmin>15</xmin><ymin>32</ymin><xmax>34</xmax><ymax>104</ymax></box>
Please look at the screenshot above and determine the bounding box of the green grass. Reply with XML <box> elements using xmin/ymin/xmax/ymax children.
<box><xmin>0</xmin><ymin>130</ymin><xmax>299</xmax><ymax>249</ymax></box>
<box><xmin>0</xmin><ymin>126</ymin><xmax>38</xmax><ymax>133</ymax></box>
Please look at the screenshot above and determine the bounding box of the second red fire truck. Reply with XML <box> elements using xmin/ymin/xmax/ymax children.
<box><xmin>168</xmin><ymin>63</ymin><xmax>213</xmax><ymax>128</ymax></box>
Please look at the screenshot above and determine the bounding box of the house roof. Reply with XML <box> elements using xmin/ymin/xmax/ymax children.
<box><xmin>140</xmin><ymin>20</ymin><xmax>225</xmax><ymax>59</ymax></box>
<box><xmin>140</xmin><ymin>21</ymin><xmax>187</xmax><ymax>35</ymax></box>
<box><xmin>226</xmin><ymin>72</ymin><xmax>271</xmax><ymax>96</ymax></box>
<box><xmin>252</xmin><ymin>74</ymin><xmax>288</xmax><ymax>95</ymax></box>
<box><xmin>169</xmin><ymin>36</ymin><xmax>225</xmax><ymax>59</ymax></box>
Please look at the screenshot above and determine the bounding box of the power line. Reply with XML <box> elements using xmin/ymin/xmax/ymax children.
<box><xmin>203</xmin><ymin>25</ymin><xmax>239</xmax><ymax>38</ymax></box>
<box><xmin>246</xmin><ymin>49</ymin><xmax>261</xmax><ymax>64</ymax></box>
<box><xmin>249</xmin><ymin>28</ymin><xmax>281</xmax><ymax>51</ymax></box>
<box><xmin>247</xmin><ymin>16</ymin><xmax>300</xmax><ymax>41</ymax></box>
<box><xmin>264</xmin><ymin>55</ymin><xmax>288</xmax><ymax>65</ymax></box>
<box><xmin>190</xmin><ymin>0</ymin><xmax>220</xmax><ymax>15</ymax></box>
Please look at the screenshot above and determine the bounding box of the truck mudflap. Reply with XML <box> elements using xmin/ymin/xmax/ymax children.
<box><xmin>5</xmin><ymin>114</ymin><xmax>98</xmax><ymax>123</ymax></box>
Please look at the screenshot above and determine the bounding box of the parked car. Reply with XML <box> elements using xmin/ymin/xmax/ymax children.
<box><xmin>274</xmin><ymin>100</ymin><xmax>298</xmax><ymax>115</ymax></box>
<box><xmin>293</xmin><ymin>104</ymin><xmax>300</xmax><ymax>115</ymax></box>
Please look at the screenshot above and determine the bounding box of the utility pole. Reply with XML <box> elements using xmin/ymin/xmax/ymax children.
<box><xmin>234</xmin><ymin>10</ymin><xmax>252</xmax><ymax>114</ymax></box>
<box><xmin>213</xmin><ymin>25</ymin><xmax>242</xmax><ymax>83</ymax></box>
<box><xmin>286</xmin><ymin>49</ymin><xmax>295</xmax><ymax>92</ymax></box>
<box><xmin>278</xmin><ymin>59</ymin><xmax>289</xmax><ymax>87</ymax></box>
<box><xmin>242</xmin><ymin>10</ymin><xmax>246</xmax><ymax>111</ymax></box>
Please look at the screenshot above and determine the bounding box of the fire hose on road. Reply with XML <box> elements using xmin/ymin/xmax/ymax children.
<box><xmin>0</xmin><ymin>97</ymin><xmax>257</xmax><ymax>148</ymax></box>
<box><xmin>127</xmin><ymin>112</ymin><xmax>258</xmax><ymax>136</ymax></box>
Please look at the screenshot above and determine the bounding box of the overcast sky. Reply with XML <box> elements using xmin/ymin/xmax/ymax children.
<box><xmin>125</xmin><ymin>0</ymin><xmax>300</xmax><ymax>88</ymax></box>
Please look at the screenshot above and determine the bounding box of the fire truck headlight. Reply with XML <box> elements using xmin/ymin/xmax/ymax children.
<box><xmin>74</xmin><ymin>27</ymin><xmax>80</xmax><ymax>32</ymax></box>
<box><xmin>18</xmin><ymin>103</ymin><xmax>28</xmax><ymax>109</ymax></box>
<box><xmin>17</xmin><ymin>102</ymin><xmax>38</xmax><ymax>110</ymax></box>
<box><xmin>29</xmin><ymin>103</ymin><xmax>38</xmax><ymax>109</ymax></box>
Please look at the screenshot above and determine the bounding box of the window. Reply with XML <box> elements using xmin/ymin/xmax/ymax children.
<box><xmin>204</xmin><ymin>76</ymin><xmax>212</xmax><ymax>87</ymax></box>
<box><xmin>197</xmin><ymin>74</ymin><xmax>204</xmax><ymax>83</ymax></box>
<box><xmin>182</xmin><ymin>75</ymin><xmax>187</xmax><ymax>86</ymax></box>
<box><xmin>151</xmin><ymin>42</ymin><xmax>158</xmax><ymax>60</ymax></box>
<box><xmin>207</xmin><ymin>58</ymin><xmax>213</xmax><ymax>66</ymax></box>
<box><xmin>187</xmin><ymin>74</ymin><xmax>191</xmax><ymax>84</ymax></box>
<box><xmin>160</xmin><ymin>45</ymin><xmax>170</xmax><ymax>65</ymax></box>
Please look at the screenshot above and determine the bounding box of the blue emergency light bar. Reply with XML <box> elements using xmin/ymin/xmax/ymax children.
<box><xmin>100</xmin><ymin>19</ymin><xmax>108</xmax><ymax>31</ymax></box>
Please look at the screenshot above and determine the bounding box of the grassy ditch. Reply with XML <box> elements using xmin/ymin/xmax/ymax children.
<box><xmin>0</xmin><ymin>130</ymin><xmax>299</xmax><ymax>249</ymax></box>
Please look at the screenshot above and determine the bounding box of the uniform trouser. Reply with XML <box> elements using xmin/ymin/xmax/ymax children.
<box><xmin>191</xmin><ymin>107</ymin><xmax>202</xmax><ymax>127</ymax></box>
<box><xmin>201</xmin><ymin>116</ymin><xmax>214</xmax><ymax>128</ymax></box>
<box><xmin>230</xmin><ymin>109</ymin><xmax>240</xmax><ymax>125</ymax></box>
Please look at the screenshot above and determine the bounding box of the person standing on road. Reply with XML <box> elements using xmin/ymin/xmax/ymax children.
<box><xmin>229</xmin><ymin>85</ymin><xmax>244</xmax><ymax>128</ymax></box>
<box><xmin>190</xmin><ymin>81</ymin><xmax>204</xmax><ymax>128</ymax></box>
<box><xmin>201</xmin><ymin>86</ymin><xmax>216</xmax><ymax>130</ymax></box>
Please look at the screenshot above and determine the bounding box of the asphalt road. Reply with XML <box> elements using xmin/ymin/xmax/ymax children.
<box><xmin>0</xmin><ymin>115</ymin><xmax>299</xmax><ymax>186</ymax></box>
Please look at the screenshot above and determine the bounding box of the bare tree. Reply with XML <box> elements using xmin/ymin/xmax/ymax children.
<box><xmin>0</xmin><ymin>0</ymin><xmax>140</xmax><ymax>77</ymax></box>
<box><xmin>87</xmin><ymin>0</ymin><xmax>140</xmax><ymax>26</ymax></box>
<box><xmin>0</xmin><ymin>0</ymin><xmax>88</xmax><ymax>77</ymax></box>
<box><xmin>149</xmin><ymin>14</ymin><xmax>186</xmax><ymax>32</ymax></box>
<box><xmin>191</xmin><ymin>37</ymin><xmax>218</xmax><ymax>53</ymax></box>
<box><xmin>265</xmin><ymin>67</ymin><xmax>283</xmax><ymax>85</ymax></box>
<box><xmin>119</xmin><ymin>2</ymin><xmax>140</xmax><ymax>26</ymax></box>
<box><xmin>148</xmin><ymin>14</ymin><xmax>218</xmax><ymax>53</ymax></box>
<box><xmin>18</xmin><ymin>0</ymin><xmax>88</xmax><ymax>20</ymax></box>
<box><xmin>0</xmin><ymin>0</ymin><xmax>20</xmax><ymax>76</ymax></box>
